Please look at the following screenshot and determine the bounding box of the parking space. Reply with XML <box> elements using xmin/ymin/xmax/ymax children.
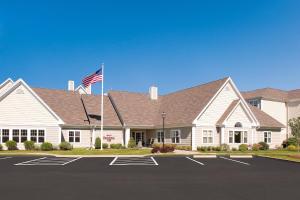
<box><xmin>0</xmin><ymin>156</ymin><xmax>12</xmax><ymax>160</ymax></box>
<box><xmin>14</xmin><ymin>157</ymin><xmax>81</xmax><ymax>166</ymax></box>
<box><xmin>0</xmin><ymin>156</ymin><xmax>299</xmax><ymax>200</ymax></box>
<box><xmin>109</xmin><ymin>157</ymin><xmax>158</xmax><ymax>166</ymax></box>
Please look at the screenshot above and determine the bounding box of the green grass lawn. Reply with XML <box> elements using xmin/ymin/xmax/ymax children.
<box><xmin>0</xmin><ymin>148</ymin><xmax>152</xmax><ymax>156</ymax></box>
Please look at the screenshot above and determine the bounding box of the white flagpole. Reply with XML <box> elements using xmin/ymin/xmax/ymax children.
<box><xmin>100</xmin><ymin>63</ymin><xmax>104</xmax><ymax>150</ymax></box>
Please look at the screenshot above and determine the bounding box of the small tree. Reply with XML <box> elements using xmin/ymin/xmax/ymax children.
<box><xmin>288</xmin><ymin>117</ymin><xmax>300</xmax><ymax>152</ymax></box>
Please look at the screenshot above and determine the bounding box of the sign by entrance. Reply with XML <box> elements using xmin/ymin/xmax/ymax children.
<box><xmin>103</xmin><ymin>134</ymin><xmax>115</xmax><ymax>142</ymax></box>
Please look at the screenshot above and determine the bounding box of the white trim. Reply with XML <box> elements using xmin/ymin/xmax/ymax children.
<box><xmin>170</xmin><ymin>129</ymin><xmax>181</xmax><ymax>144</ymax></box>
<box><xmin>67</xmin><ymin>130</ymin><xmax>81</xmax><ymax>144</ymax></box>
<box><xmin>191</xmin><ymin>127</ymin><xmax>196</xmax><ymax>150</ymax></box>
<box><xmin>0</xmin><ymin>79</ymin><xmax>64</xmax><ymax>124</ymax></box>
<box><xmin>263</xmin><ymin>131</ymin><xmax>272</xmax><ymax>144</ymax></box>
<box><xmin>227</xmin><ymin>130</ymin><xmax>248</xmax><ymax>144</ymax></box>
<box><xmin>202</xmin><ymin>129</ymin><xmax>214</xmax><ymax>144</ymax></box>
<box><xmin>0</xmin><ymin>78</ymin><xmax>13</xmax><ymax>90</ymax></box>
<box><xmin>75</xmin><ymin>85</ymin><xmax>88</xmax><ymax>94</ymax></box>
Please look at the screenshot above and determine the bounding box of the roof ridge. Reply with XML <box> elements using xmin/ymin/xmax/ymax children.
<box><xmin>162</xmin><ymin>77</ymin><xmax>229</xmax><ymax>97</ymax></box>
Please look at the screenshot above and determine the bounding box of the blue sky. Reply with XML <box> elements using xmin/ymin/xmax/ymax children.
<box><xmin>0</xmin><ymin>0</ymin><xmax>300</xmax><ymax>94</ymax></box>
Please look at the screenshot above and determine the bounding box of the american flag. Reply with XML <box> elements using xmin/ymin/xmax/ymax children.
<box><xmin>82</xmin><ymin>68</ymin><xmax>103</xmax><ymax>87</ymax></box>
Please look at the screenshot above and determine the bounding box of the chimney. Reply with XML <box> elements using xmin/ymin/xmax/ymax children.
<box><xmin>68</xmin><ymin>80</ymin><xmax>74</xmax><ymax>91</ymax></box>
<box><xmin>149</xmin><ymin>86</ymin><xmax>158</xmax><ymax>100</ymax></box>
<box><xmin>85</xmin><ymin>85</ymin><xmax>92</xmax><ymax>95</ymax></box>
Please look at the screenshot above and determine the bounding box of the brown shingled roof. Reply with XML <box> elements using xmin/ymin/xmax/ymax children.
<box><xmin>242</xmin><ymin>88</ymin><xmax>288</xmax><ymax>102</ymax></box>
<box><xmin>109</xmin><ymin>77</ymin><xmax>229</xmax><ymax>127</ymax></box>
<box><xmin>33</xmin><ymin>88</ymin><xmax>121</xmax><ymax>127</ymax></box>
<box><xmin>216</xmin><ymin>100</ymin><xmax>239</xmax><ymax>126</ymax></box>
<box><xmin>248</xmin><ymin>103</ymin><xmax>285</xmax><ymax>128</ymax></box>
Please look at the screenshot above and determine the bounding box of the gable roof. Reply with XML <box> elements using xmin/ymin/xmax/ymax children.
<box><xmin>248</xmin><ymin>103</ymin><xmax>285</xmax><ymax>128</ymax></box>
<box><xmin>34</xmin><ymin>88</ymin><xmax>122</xmax><ymax>127</ymax></box>
<box><xmin>0</xmin><ymin>78</ymin><xmax>14</xmax><ymax>95</ymax></box>
<box><xmin>0</xmin><ymin>79</ymin><xmax>64</xmax><ymax>124</ymax></box>
<box><xmin>109</xmin><ymin>77</ymin><xmax>229</xmax><ymax>127</ymax></box>
<box><xmin>216</xmin><ymin>100</ymin><xmax>240</xmax><ymax>126</ymax></box>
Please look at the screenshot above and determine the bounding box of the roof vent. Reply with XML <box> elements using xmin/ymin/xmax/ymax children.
<box><xmin>149</xmin><ymin>86</ymin><xmax>158</xmax><ymax>100</ymax></box>
<box><xmin>68</xmin><ymin>80</ymin><xmax>75</xmax><ymax>91</ymax></box>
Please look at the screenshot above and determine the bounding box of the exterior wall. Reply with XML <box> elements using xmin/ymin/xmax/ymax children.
<box><xmin>196</xmin><ymin>82</ymin><xmax>239</xmax><ymax>125</ymax></box>
<box><xmin>62</xmin><ymin>128</ymin><xmax>123</xmax><ymax>148</ymax></box>
<box><xmin>261</xmin><ymin>100</ymin><xmax>287</xmax><ymax>126</ymax></box>
<box><xmin>255</xmin><ymin>128</ymin><xmax>285</xmax><ymax>149</ymax></box>
<box><xmin>195</xmin><ymin>126</ymin><xmax>220</xmax><ymax>147</ymax></box>
<box><xmin>0</xmin><ymin>125</ymin><xmax>60</xmax><ymax>150</ymax></box>
<box><xmin>225</xmin><ymin>104</ymin><xmax>253</xmax><ymax>128</ymax></box>
<box><xmin>0</xmin><ymin>81</ymin><xmax>13</xmax><ymax>94</ymax></box>
<box><xmin>0</xmin><ymin>84</ymin><xmax>59</xmax><ymax>125</ymax></box>
<box><xmin>146</xmin><ymin>127</ymin><xmax>192</xmax><ymax>146</ymax></box>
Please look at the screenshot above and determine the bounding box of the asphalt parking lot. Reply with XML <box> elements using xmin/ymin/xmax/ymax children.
<box><xmin>0</xmin><ymin>156</ymin><xmax>299</xmax><ymax>200</ymax></box>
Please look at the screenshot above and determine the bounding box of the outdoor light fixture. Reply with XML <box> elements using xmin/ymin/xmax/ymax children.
<box><xmin>161</xmin><ymin>112</ymin><xmax>166</xmax><ymax>148</ymax></box>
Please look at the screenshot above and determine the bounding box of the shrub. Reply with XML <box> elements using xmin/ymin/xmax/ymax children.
<box><xmin>5</xmin><ymin>140</ymin><xmax>18</xmax><ymax>150</ymax></box>
<box><xmin>239</xmin><ymin>144</ymin><xmax>248</xmax><ymax>152</ymax></box>
<box><xmin>41</xmin><ymin>142</ymin><xmax>53</xmax><ymax>151</ymax></box>
<box><xmin>258</xmin><ymin>142</ymin><xmax>269</xmax><ymax>150</ymax></box>
<box><xmin>0</xmin><ymin>144</ymin><xmax>2</xmax><ymax>151</ymax></box>
<box><xmin>287</xmin><ymin>137</ymin><xmax>298</xmax><ymax>147</ymax></box>
<box><xmin>215</xmin><ymin>146</ymin><xmax>221</xmax><ymax>151</ymax></box>
<box><xmin>127</xmin><ymin>138</ymin><xmax>137</xmax><ymax>148</ymax></box>
<box><xmin>24</xmin><ymin>141</ymin><xmax>35</xmax><ymax>150</ymax></box>
<box><xmin>175</xmin><ymin>146</ymin><xmax>192</xmax><ymax>151</ymax></box>
<box><xmin>207</xmin><ymin>146</ymin><xmax>212</xmax><ymax>151</ymax></box>
<box><xmin>151</xmin><ymin>145</ymin><xmax>160</xmax><ymax>153</ymax></box>
<box><xmin>220</xmin><ymin>144</ymin><xmax>230</xmax><ymax>151</ymax></box>
<box><xmin>197</xmin><ymin>146</ymin><xmax>207</xmax><ymax>152</ymax></box>
<box><xmin>231</xmin><ymin>147</ymin><xmax>237</xmax><ymax>151</ymax></box>
<box><xmin>110</xmin><ymin>143</ymin><xmax>123</xmax><ymax>149</ymax></box>
<box><xmin>59</xmin><ymin>142</ymin><xmax>73</xmax><ymax>150</ymax></box>
<box><xmin>287</xmin><ymin>145</ymin><xmax>297</xmax><ymax>151</ymax></box>
<box><xmin>94</xmin><ymin>137</ymin><xmax>101</xmax><ymax>149</ymax></box>
<box><xmin>160</xmin><ymin>144</ymin><xmax>176</xmax><ymax>153</ymax></box>
<box><xmin>252</xmin><ymin>143</ymin><xmax>261</xmax><ymax>151</ymax></box>
<box><xmin>102</xmin><ymin>143</ymin><xmax>109</xmax><ymax>149</ymax></box>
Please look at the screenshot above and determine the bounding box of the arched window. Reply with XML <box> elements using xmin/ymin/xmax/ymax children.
<box><xmin>235</xmin><ymin>122</ymin><xmax>242</xmax><ymax>128</ymax></box>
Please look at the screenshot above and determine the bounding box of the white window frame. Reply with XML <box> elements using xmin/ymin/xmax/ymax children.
<box><xmin>30</xmin><ymin>129</ymin><xmax>46</xmax><ymax>144</ymax></box>
<box><xmin>228</xmin><ymin>130</ymin><xmax>248</xmax><ymax>144</ymax></box>
<box><xmin>264</xmin><ymin>131</ymin><xmax>272</xmax><ymax>144</ymax></box>
<box><xmin>202</xmin><ymin>129</ymin><xmax>214</xmax><ymax>144</ymax></box>
<box><xmin>68</xmin><ymin>130</ymin><xmax>81</xmax><ymax>143</ymax></box>
<box><xmin>170</xmin><ymin>129</ymin><xmax>181</xmax><ymax>144</ymax></box>
<box><xmin>156</xmin><ymin>130</ymin><xmax>165</xmax><ymax>143</ymax></box>
<box><xmin>249</xmin><ymin>99</ymin><xmax>260</xmax><ymax>108</ymax></box>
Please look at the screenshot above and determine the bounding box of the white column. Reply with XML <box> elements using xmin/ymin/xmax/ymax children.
<box><xmin>58</xmin><ymin>127</ymin><xmax>62</xmax><ymax>144</ymax></box>
<box><xmin>92</xmin><ymin>128</ymin><xmax>95</xmax><ymax>147</ymax></box>
<box><xmin>192</xmin><ymin>126</ymin><xmax>196</xmax><ymax>151</ymax></box>
<box><xmin>125</xmin><ymin>128</ymin><xmax>130</xmax><ymax>147</ymax></box>
<box><xmin>252</xmin><ymin>128</ymin><xmax>255</xmax><ymax>144</ymax></box>
<box><xmin>221</xmin><ymin>127</ymin><xmax>225</xmax><ymax>144</ymax></box>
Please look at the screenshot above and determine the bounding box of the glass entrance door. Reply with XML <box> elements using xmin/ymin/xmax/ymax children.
<box><xmin>130</xmin><ymin>131</ymin><xmax>145</xmax><ymax>145</ymax></box>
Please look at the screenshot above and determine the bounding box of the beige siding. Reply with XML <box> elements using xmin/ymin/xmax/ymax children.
<box><xmin>94</xmin><ymin>129</ymin><xmax>124</xmax><ymax>145</ymax></box>
<box><xmin>196</xmin><ymin>82</ymin><xmax>239</xmax><ymax>125</ymax></box>
<box><xmin>0</xmin><ymin>81</ymin><xmax>13</xmax><ymax>94</ymax></box>
<box><xmin>261</xmin><ymin>100</ymin><xmax>287</xmax><ymax>126</ymax></box>
<box><xmin>195</xmin><ymin>126</ymin><xmax>220</xmax><ymax>147</ymax></box>
<box><xmin>0</xmin><ymin>84</ymin><xmax>59</xmax><ymax>125</ymax></box>
<box><xmin>255</xmin><ymin>129</ymin><xmax>285</xmax><ymax>149</ymax></box>
<box><xmin>62</xmin><ymin>129</ymin><xmax>92</xmax><ymax>148</ymax></box>
<box><xmin>146</xmin><ymin>127</ymin><xmax>192</xmax><ymax>146</ymax></box>
<box><xmin>225</xmin><ymin>104</ymin><xmax>253</xmax><ymax>128</ymax></box>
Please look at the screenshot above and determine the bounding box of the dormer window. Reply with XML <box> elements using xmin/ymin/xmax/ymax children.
<box><xmin>249</xmin><ymin>99</ymin><xmax>260</xmax><ymax>109</ymax></box>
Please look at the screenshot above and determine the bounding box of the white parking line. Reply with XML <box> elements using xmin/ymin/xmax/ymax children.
<box><xmin>0</xmin><ymin>157</ymin><xmax>12</xmax><ymax>160</ymax></box>
<box><xmin>219</xmin><ymin>156</ymin><xmax>250</xmax><ymax>166</ymax></box>
<box><xmin>14</xmin><ymin>157</ymin><xmax>81</xmax><ymax>166</ymax></box>
<box><xmin>110</xmin><ymin>157</ymin><xmax>158</xmax><ymax>166</ymax></box>
<box><xmin>14</xmin><ymin>157</ymin><xmax>47</xmax><ymax>165</ymax></box>
<box><xmin>186</xmin><ymin>157</ymin><xmax>205</xmax><ymax>166</ymax></box>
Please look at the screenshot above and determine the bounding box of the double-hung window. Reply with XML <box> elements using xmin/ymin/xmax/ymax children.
<box><xmin>38</xmin><ymin>130</ymin><xmax>45</xmax><ymax>143</ymax></box>
<box><xmin>156</xmin><ymin>131</ymin><xmax>165</xmax><ymax>143</ymax></box>
<box><xmin>203</xmin><ymin>130</ymin><xmax>213</xmax><ymax>144</ymax></box>
<box><xmin>30</xmin><ymin>130</ymin><xmax>37</xmax><ymax>142</ymax></box>
<box><xmin>229</xmin><ymin>131</ymin><xmax>234</xmax><ymax>143</ymax></box>
<box><xmin>12</xmin><ymin>129</ymin><xmax>20</xmax><ymax>143</ymax></box>
<box><xmin>69</xmin><ymin>131</ymin><xmax>80</xmax><ymax>143</ymax></box>
<box><xmin>21</xmin><ymin>129</ymin><xmax>28</xmax><ymax>143</ymax></box>
<box><xmin>30</xmin><ymin>129</ymin><xmax>45</xmax><ymax>143</ymax></box>
<box><xmin>264</xmin><ymin>131</ymin><xmax>272</xmax><ymax>143</ymax></box>
<box><xmin>1</xmin><ymin>129</ymin><xmax>9</xmax><ymax>143</ymax></box>
<box><xmin>243</xmin><ymin>131</ymin><xmax>248</xmax><ymax>143</ymax></box>
<box><xmin>171</xmin><ymin>130</ymin><xmax>180</xmax><ymax>144</ymax></box>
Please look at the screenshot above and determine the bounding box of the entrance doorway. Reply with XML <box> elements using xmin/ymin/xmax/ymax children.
<box><xmin>130</xmin><ymin>131</ymin><xmax>145</xmax><ymax>146</ymax></box>
<box><xmin>234</xmin><ymin>131</ymin><xmax>241</xmax><ymax>143</ymax></box>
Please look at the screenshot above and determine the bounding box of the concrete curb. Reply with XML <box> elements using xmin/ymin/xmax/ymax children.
<box><xmin>230</xmin><ymin>155</ymin><xmax>253</xmax><ymax>158</ymax></box>
<box><xmin>258</xmin><ymin>155</ymin><xmax>300</xmax><ymax>163</ymax></box>
<box><xmin>54</xmin><ymin>155</ymin><xmax>148</xmax><ymax>158</ymax></box>
<box><xmin>194</xmin><ymin>155</ymin><xmax>217</xmax><ymax>158</ymax></box>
